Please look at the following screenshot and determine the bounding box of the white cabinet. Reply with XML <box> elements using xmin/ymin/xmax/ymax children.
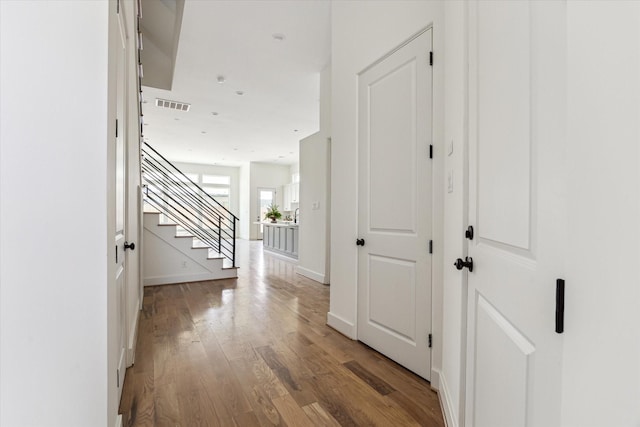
<box><xmin>262</xmin><ymin>224</ymin><xmax>298</xmax><ymax>259</ymax></box>
<box><xmin>281</xmin><ymin>182</ymin><xmax>299</xmax><ymax>212</ymax></box>
<box><xmin>282</xmin><ymin>184</ymin><xmax>292</xmax><ymax>211</ymax></box>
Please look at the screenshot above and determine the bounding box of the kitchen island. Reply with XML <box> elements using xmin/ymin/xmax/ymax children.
<box><xmin>260</xmin><ymin>222</ymin><xmax>299</xmax><ymax>260</ymax></box>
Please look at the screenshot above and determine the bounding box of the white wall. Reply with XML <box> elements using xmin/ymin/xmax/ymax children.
<box><xmin>297</xmin><ymin>62</ymin><xmax>331</xmax><ymax>284</ymax></box>
<box><xmin>563</xmin><ymin>2</ymin><xmax>640</xmax><ymax>425</ymax></box>
<box><xmin>239</xmin><ymin>162</ymin><xmax>251</xmax><ymax>239</ymax></box>
<box><xmin>297</xmin><ymin>133</ymin><xmax>330</xmax><ymax>283</ymax></box>
<box><xmin>172</xmin><ymin>161</ymin><xmax>241</xmax><ymax>217</ymax></box>
<box><xmin>289</xmin><ymin>162</ymin><xmax>300</xmax><ymax>178</ymax></box>
<box><xmin>0</xmin><ymin>1</ymin><xmax>110</xmax><ymax>426</ymax></box>
<box><xmin>329</xmin><ymin>0</ymin><xmax>445</xmax><ymax>385</ymax></box>
<box><xmin>440</xmin><ymin>1</ymin><xmax>467</xmax><ymax>424</ymax></box>
<box><xmin>248</xmin><ymin>162</ymin><xmax>291</xmax><ymax>240</ymax></box>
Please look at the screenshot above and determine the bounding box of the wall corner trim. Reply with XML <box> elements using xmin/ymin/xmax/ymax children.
<box><xmin>327</xmin><ymin>312</ymin><xmax>357</xmax><ymax>339</ymax></box>
<box><xmin>438</xmin><ymin>370</ymin><xmax>459</xmax><ymax>427</ymax></box>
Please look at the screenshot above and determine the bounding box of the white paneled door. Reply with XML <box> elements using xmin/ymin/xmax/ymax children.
<box><xmin>357</xmin><ymin>29</ymin><xmax>433</xmax><ymax>380</ymax></box>
<box><xmin>464</xmin><ymin>2</ymin><xmax>565</xmax><ymax>426</ymax></box>
<box><xmin>114</xmin><ymin>7</ymin><xmax>127</xmax><ymax>405</ymax></box>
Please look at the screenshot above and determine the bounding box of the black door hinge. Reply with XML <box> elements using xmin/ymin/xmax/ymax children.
<box><xmin>117</xmin><ymin>368</ymin><xmax>120</xmax><ymax>387</ymax></box>
<box><xmin>429</xmin><ymin>240</ymin><xmax>433</xmax><ymax>254</ymax></box>
<box><xmin>429</xmin><ymin>144</ymin><xmax>433</xmax><ymax>159</ymax></box>
<box><xmin>428</xmin><ymin>333</ymin><xmax>433</xmax><ymax>348</ymax></box>
<box><xmin>115</xmin><ymin>119</ymin><xmax>118</xmax><ymax>138</ymax></box>
<box><xmin>429</xmin><ymin>51</ymin><xmax>433</xmax><ymax>66</ymax></box>
<box><xmin>556</xmin><ymin>279</ymin><xmax>565</xmax><ymax>334</ymax></box>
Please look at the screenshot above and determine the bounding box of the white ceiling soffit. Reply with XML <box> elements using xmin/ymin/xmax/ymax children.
<box><xmin>140</xmin><ymin>0</ymin><xmax>185</xmax><ymax>90</ymax></box>
<box><xmin>140</xmin><ymin>0</ymin><xmax>331</xmax><ymax>167</ymax></box>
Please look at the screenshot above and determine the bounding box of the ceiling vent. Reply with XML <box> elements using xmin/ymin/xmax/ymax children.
<box><xmin>155</xmin><ymin>98</ymin><xmax>190</xmax><ymax>112</ymax></box>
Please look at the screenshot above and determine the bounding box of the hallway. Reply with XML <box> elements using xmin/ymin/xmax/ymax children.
<box><xmin>119</xmin><ymin>240</ymin><xmax>444</xmax><ymax>426</ymax></box>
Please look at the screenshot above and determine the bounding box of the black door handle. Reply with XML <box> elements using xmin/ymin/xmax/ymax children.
<box><xmin>454</xmin><ymin>256</ymin><xmax>473</xmax><ymax>272</ymax></box>
<box><xmin>356</xmin><ymin>238</ymin><xmax>365</xmax><ymax>246</ymax></box>
<box><xmin>124</xmin><ymin>241</ymin><xmax>135</xmax><ymax>251</ymax></box>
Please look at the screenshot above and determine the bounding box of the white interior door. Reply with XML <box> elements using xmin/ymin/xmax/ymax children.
<box><xmin>114</xmin><ymin>8</ymin><xmax>127</xmax><ymax>404</ymax></box>
<box><xmin>464</xmin><ymin>2</ymin><xmax>565</xmax><ymax>426</ymax></box>
<box><xmin>357</xmin><ymin>29</ymin><xmax>433</xmax><ymax>379</ymax></box>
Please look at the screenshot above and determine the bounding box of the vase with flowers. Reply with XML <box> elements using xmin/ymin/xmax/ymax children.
<box><xmin>264</xmin><ymin>203</ymin><xmax>282</xmax><ymax>223</ymax></box>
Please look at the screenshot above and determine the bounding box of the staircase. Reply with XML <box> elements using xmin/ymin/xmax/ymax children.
<box><xmin>141</xmin><ymin>142</ymin><xmax>239</xmax><ymax>284</ymax></box>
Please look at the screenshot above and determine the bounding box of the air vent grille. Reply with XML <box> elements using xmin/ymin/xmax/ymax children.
<box><xmin>155</xmin><ymin>98</ymin><xmax>190</xmax><ymax>112</ymax></box>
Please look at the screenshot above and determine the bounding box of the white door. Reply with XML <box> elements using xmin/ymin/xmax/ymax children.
<box><xmin>258</xmin><ymin>188</ymin><xmax>276</xmax><ymax>239</ymax></box>
<box><xmin>357</xmin><ymin>29</ymin><xmax>433</xmax><ymax>379</ymax></box>
<box><xmin>114</xmin><ymin>8</ymin><xmax>127</xmax><ymax>404</ymax></box>
<box><xmin>464</xmin><ymin>2</ymin><xmax>565</xmax><ymax>426</ymax></box>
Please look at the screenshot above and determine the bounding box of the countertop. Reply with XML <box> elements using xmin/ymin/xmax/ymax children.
<box><xmin>253</xmin><ymin>221</ymin><xmax>299</xmax><ymax>227</ymax></box>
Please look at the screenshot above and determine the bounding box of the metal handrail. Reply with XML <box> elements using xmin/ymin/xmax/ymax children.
<box><xmin>141</xmin><ymin>142</ymin><xmax>237</xmax><ymax>268</ymax></box>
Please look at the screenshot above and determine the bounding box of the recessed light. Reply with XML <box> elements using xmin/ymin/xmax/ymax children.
<box><xmin>272</xmin><ymin>33</ymin><xmax>285</xmax><ymax>41</ymax></box>
<box><xmin>201</xmin><ymin>131</ymin><xmax>207</xmax><ymax>134</ymax></box>
<box><xmin>293</xmin><ymin>129</ymin><xmax>298</xmax><ymax>132</ymax></box>
<box><xmin>174</xmin><ymin>118</ymin><xmax>180</xmax><ymax>121</ymax></box>
<box><xmin>233</xmin><ymin>148</ymin><xmax>238</xmax><ymax>151</ymax></box>
<box><xmin>278</xmin><ymin>156</ymin><xmax>284</xmax><ymax>158</ymax></box>
<box><xmin>236</xmin><ymin>90</ymin><xmax>244</xmax><ymax>96</ymax></box>
<box><xmin>216</xmin><ymin>75</ymin><xmax>226</xmax><ymax>84</ymax></box>
<box><xmin>211</xmin><ymin>112</ymin><xmax>219</xmax><ymax>116</ymax></box>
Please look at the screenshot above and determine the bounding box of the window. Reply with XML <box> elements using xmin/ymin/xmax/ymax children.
<box><xmin>199</xmin><ymin>175</ymin><xmax>231</xmax><ymax>211</ymax></box>
<box><xmin>202</xmin><ymin>175</ymin><xmax>230</xmax><ymax>185</ymax></box>
<box><xmin>179</xmin><ymin>173</ymin><xmax>199</xmax><ymax>183</ymax></box>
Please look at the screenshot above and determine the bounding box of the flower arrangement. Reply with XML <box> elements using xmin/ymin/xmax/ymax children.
<box><xmin>264</xmin><ymin>203</ymin><xmax>282</xmax><ymax>223</ymax></box>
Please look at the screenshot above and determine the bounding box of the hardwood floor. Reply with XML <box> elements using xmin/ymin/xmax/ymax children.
<box><xmin>119</xmin><ymin>240</ymin><xmax>444</xmax><ymax>426</ymax></box>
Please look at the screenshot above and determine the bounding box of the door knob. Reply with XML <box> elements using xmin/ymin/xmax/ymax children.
<box><xmin>454</xmin><ymin>256</ymin><xmax>473</xmax><ymax>272</ymax></box>
<box><xmin>356</xmin><ymin>238</ymin><xmax>365</xmax><ymax>246</ymax></box>
<box><xmin>124</xmin><ymin>241</ymin><xmax>135</xmax><ymax>251</ymax></box>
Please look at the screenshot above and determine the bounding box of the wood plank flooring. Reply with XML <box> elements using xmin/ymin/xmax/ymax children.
<box><xmin>119</xmin><ymin>240</ymin><xmax>444</xmax><ymax>426</ymax></box>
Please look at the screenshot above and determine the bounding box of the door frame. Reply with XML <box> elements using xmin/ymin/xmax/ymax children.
<box><xmin>257</xmin><ymin>187</ymin><xmax>277</xmax><ymax>240</ymax></box>
<box><xmin>354</xmin><ymin>25</ymin><xmax>444</xmax><ymax>383</ymax></box>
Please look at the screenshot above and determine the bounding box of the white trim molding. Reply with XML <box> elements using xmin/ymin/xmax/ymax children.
<box><xmin>296</xmin><ymin>266</ymin><xmax>328</xmax><ymax>284</ymax></box>
<box><xmin>327</xmin><ymin>312</ymin><xmax>357</xmax><ymax>339</ymax></box>
<box><xmin>438</xmin><ymin>370</ymin><xmax>458</xmax><ymax>427</ymax></box>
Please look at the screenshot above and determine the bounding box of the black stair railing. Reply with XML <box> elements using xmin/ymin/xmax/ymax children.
<box><xmin>141</xmin><ymin>142</ymin><xmax>238</xmax><ymax>268</ymax></box>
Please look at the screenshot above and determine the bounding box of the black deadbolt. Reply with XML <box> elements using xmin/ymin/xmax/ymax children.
<box><xmin>465</xmin><ymin>225</ymin><xmax>474</xmax><ymax>240</ymax></box>
<box><xmin>356</xmin><ymin>238</ymin><xmax>365</xmax><ymax>246</ymax></box>
<box><xmin>124</xmin><ymin>241</ymin><xmax>135</xmax><ymax>251</ymax></box>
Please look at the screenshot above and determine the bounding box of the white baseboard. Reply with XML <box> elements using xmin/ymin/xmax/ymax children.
<box><xmin>143</xmin><ymin>271</ymin><xmax>234</xmax><ymax>286</ymax></box>
<box><xmin>430</xmin><ymin>366</ymin><xmax>441</xmax><ymax>391</ymax></box>
<box><xmin>127</xmin><ymin>305</ymin><xmax>140</xmax><ymax>366</ymax></box>
<box><xmin>296</xmin><ymin>266</ymin><xmax>328</xmax><ymax>284</ymax></box>
<box><xmin>327</xmin><ymin>312</ymin><xmax>356</xmax><ymax>339</ymax></box>
<box><xmin>438</xmin><ymin>369</ymin><xmax>458</xmax><ymax>427</ymax></box>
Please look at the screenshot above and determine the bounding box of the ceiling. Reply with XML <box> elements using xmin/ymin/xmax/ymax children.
<box><xmin>140</xmin><ymin>0</ymin><xmax>331</xmax><ymax>167</ymax></box>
